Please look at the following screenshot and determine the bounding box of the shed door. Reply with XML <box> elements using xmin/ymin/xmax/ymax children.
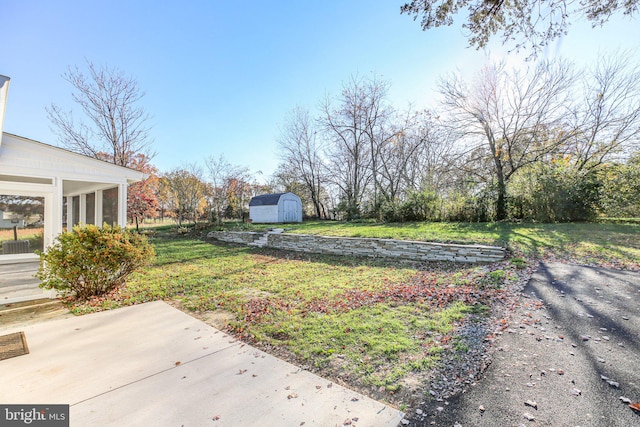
<box><xmin>283</xmin><ymin>200</ymin><xmax>297</xmax><ymax>222</ymax></box>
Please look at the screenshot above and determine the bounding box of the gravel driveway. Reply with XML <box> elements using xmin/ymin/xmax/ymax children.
<box><xmin>407</xmin><ymin>262</ymin><xmax>640</xmax><ymax>426</ymax></box>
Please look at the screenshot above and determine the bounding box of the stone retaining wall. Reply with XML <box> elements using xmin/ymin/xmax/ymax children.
<box><xmin>207</xmin><ymin>231</ymin><xmax>505</xmax><ymax>263</ymax></box>
<box><xmin>209</xmin><ymin>231</ymin><xmax>261</xmax><ymax>245</ymax></box>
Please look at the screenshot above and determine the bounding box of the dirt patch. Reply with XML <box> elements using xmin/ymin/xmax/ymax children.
<box><xmin>199</xmin><ymin>309</ymin><xmax>236</xmax><ymax>330</ymax></box>
<box><xmin>168</xmin><ymin>299</ymin><xmax>237</xmax><ymax>330</ymax></box>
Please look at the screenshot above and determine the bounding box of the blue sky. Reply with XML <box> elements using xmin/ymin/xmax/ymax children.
<box><xmin>3</xmin><ymin>1</ymin><xmax>639</xmax><ymax>181</ymax></box>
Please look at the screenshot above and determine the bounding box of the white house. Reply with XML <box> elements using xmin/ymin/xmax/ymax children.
<box><xmin>0</xmin><ymin>210</ymin><xmax>26</xmax><ymax>229</ymax></box>
<box><xmin>0</xmin><ymin>75</ymin><xmax>145</xmax><ymax>263</ymax></box>
<box><xmin>249</xmin><ymin>192</ymin><xmax>302</xmax><ymax>223</ymax></box>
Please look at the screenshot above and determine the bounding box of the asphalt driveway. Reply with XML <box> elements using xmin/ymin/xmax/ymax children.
<box><xmin>0</xmin><ymin>301</ymin><xmax>402</xmax><ymax>426</ymax></box>
<box><xmin>413</xmin><ymin>262</ymin><xmax>640</xmax><ymax>426</ymax></box>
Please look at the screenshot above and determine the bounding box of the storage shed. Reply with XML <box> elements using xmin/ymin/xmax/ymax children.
<box><xmin>249</xmin><ymin>192</ymin><xmax>302</xmax><ymax>223</ymax></box>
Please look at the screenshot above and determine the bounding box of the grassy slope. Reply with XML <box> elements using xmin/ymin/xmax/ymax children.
<box><xmin>283</xmin><ymin>221</ymin><xmax>640</xmax><ymax>270</ymax></box>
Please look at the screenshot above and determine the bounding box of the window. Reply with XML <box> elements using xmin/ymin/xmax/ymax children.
<box><xmin>102</xmin><ymin>187</ymin><xmax>118</xmax><ymax>226</ymax></box>
<box><xmin>0</xmin><ymin>194</ymin><xmax>45</xmax><ymax>256</ymax></box>
<box><xmin>86</xmin><ymin>193</ymin><xmax>95</xmax><ymax>225</ymax></box>
<box><xmin>72</xmin><ymin>196</ymin><xmax>80</xmax><ymax>227</ymax></box>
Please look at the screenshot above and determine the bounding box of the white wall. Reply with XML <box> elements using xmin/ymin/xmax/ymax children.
<box><xmin>278</xmin><ymin>193</ymin><xmax>302</xmax><ymax>223</ymax></box>
<box><xmin>0</xmin><ymin>216</ymin><xmax>26</xmax><ymax>228</ymax></box>
<box><xmin>250</xmin><ymin>205</ymin><xmax>278</xmax><ymax>223</ymax></box>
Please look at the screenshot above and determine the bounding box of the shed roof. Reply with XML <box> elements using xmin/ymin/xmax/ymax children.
<box><xmin>249</xmin><ymin>193</ymin><xmax>287</xmax><ymax>207</ymax></box>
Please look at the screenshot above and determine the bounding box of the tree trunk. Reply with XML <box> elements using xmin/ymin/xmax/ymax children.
<box><xmin>495</xmin><ymin>177</ymin><xmax>507</xmax><ymax>221</ymax></box>
<box><xmin>485</xmin><ymin>122</ymin><xmax>508</xmax><ymax>221</ymax></box>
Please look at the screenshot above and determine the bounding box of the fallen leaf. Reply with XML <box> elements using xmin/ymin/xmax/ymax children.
<box><xmin>175</xmin><ymin>361</ymin><xmax>181</xmax><ymax>366</ymax></box>
<box><xmin>630</xmin><ymin>402</ymin><xmax>640</xmax><ymax>412</ymax></box>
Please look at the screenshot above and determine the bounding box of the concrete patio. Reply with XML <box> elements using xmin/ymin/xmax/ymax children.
<box><xmin>0</xmin><ymin>260</ymin><xmax>52</xmax><ymax>304</ymax></box>
<box><xmin>0</xmin><ymin>301</ymin><xmax>403</xmax><ymax>426</ymax></box>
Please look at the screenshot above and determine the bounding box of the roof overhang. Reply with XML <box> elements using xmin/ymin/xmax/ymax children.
<box><xmin>0</xmin><ymin>133</ymin><xmax>145</xmax><ymax>185</ymax></box>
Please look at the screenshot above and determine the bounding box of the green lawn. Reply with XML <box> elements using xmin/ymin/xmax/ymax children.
<box><xmin>70</xmin><ymin>226</ymin><xmax>527</xmax><ymax>403</ymax></box>
<box><xmin>67</xmin><ymin>220</ymin><xmax>639</xmax><ymax>406</ymax></box>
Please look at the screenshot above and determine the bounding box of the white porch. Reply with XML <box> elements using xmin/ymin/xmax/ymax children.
<box><xmin>0</xmin><ymin>75</ymin><xmax>144</xmax><ymax>302</ymax></box>
<box><xmin>0</xmin><ymin>133</ymin><xmax>144</xmax><ymax>265</ymax></box>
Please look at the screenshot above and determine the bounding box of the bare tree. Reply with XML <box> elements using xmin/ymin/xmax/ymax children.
<box><xmin>359</xmin><ymin>77</ymin><xmax>395</xmax><ymax>212</ymax></box>
<box><xmin>277</xmin><ymin>106</ymin><xmax>327</xmax><ymax>218</ymax></box>
<box><xmin>320</xmin><ymin>75</ymin><xmax>391</xmax><ymax>218</ymax></box>
<box><xmin>375</xmin><ymin>109</ymin><xmax>454</xmax><ymax>204</ymax></box>
<box><xmin>568</xmin><ymin>53</ymin><xmax>640</xmax><ymax>171</ymax></box>
<box><xmin>47</xmin><ymin>61</ymin><xmax>153</xmax><ymax>167</ymax></box>
<box><xmin>439</xmin><ymin>60</ymin><xmax>576</xmax><ymax>220</ymax></box>
<box><xmin>162</xmin><ymin>164</ymin><xmax>207</xmax><ymax>226</ymax></box>
<box><xmin>411</xmin><ymin>112</ymin><xmax>458</xmax><ymax>194</ymax></box>
<box><xmin>204</xmin><ymin>155</ymin><xmax>251</xmax><ymax>224</ymax></box>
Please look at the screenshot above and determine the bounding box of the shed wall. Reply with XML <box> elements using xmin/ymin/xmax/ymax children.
<box><xmin>250</xmin><ymin>205</ymin><xmax>278</xmax><ymax>223</ymax></box>
<box><xmin>278</xmin><ymin>193</ymin><xmax>302</xmax><ymax>223</ymax></box>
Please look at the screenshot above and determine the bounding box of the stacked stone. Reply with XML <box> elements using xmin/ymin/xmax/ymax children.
<box><xmin>207</xmin><ymin>231</ymin><xmax>506</xmax><ymax>263</ymax></box>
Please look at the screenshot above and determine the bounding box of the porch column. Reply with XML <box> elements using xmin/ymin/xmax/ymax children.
<box><xmin>65</xmin><ymin>196</ymin><xmax>73</xmax><ymax>232</ymax></box>
<box><xmin>51</xmin><ymin>177</ymin><xmax>64</xmax><ymax>244</ymax></box>
<box><xmin>118</xmin><ymin>183</ymin><xmax>127</xmax><ymax>227</ymax></box>
<box><xmin>80</xmin><ymin>194</ymin><xmax>87</xmax><ymax>224</ymax></box>
<box><xmin>96</xmin><ymin>189</ymin><xmax>104</xmax><ymax>226</ymax></box>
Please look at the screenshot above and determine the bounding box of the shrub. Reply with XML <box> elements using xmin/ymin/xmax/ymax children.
<box><xmin>380</xmin><ymin>190</ymin><xmax>441</xmax><ymax>222</ymax></box>
<box><xmin>508</xmin><ymin>159</ymin><xmax>602</xmax><ymax>222</ymax></box>
<box><xmin>37</xmin><ymin>224</ymin><xmax>154</xmax><ymax>300</ymax></box>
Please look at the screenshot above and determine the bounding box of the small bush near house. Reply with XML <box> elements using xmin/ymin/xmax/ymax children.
<box><xmin>37</xmin><ymin>224</ymin><xmax>154</xmax><ymax>300</ymax></box>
